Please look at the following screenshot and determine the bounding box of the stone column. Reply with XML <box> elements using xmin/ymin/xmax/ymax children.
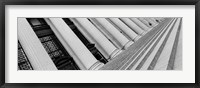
<box><xmin>48</xmin><ymin>18</ymin><xmax>104</xmax><ymax>70</ymax></box>
<box><xmin>154</xmin><ymin>17</ymin><xmax>166</xmax><ymax>23</ymax></box>
<box><xmin>90</xmin><ymin>18</ymin><xmax>134</xmax><ymax>50</ymax></box>
<box><xmin>144</xmin><ymin>18</ymin><xmax>158</xmax><ymax>27</ymax></box>
<box><xmin>130</xmin><ymin>18</ymin><xmax>150</xmax><ymax>31</ymax></box>
<box><xmin>138</xmin><ymin>18</ymin><xmax>153</xmax><ymax>28</ymax></box>
<box><xmin>109</xmin><ymin>18</ymin><xmax>141</xmax><ymax>41</ymax></box>
<box><xmin>18</xmin><ymin>18</ymin><xmax>57</xmax><ymax>70</ymax></box>
<box><xmin>120</xmin><ymin>18</ymin><xmax>146</xmax><ymax>36</ymax></box>
<box><xmin>149</xmin><ymin>18</ymin><xmax>160</xmax><ymax>23</ymax></box>
<box><xmin>71</xmin><ymin>18</ymin><xmax>121</xmax><ymax>60</ymax></box>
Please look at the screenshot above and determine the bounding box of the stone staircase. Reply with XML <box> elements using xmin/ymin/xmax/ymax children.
<box><xmin>100</xmin><ymin>18</ymin><xmax>182</xmax><ymax>70</ymax></box>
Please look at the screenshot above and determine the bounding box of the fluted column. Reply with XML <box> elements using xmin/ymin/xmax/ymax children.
<box><xmin>120</xmin><ymin>18</ymin><xmax>146</xmax><ymax>36</ymax></box>
<box><xmin>18</xmin><ymin>18</ymin><xmax>57</xmax><ymax>70</ymax></box>
<box><xmin>149</xmin><ymin>18</ymin><xmax>160</xmax><ymax>23</ymax></box>
<box><xmin>109</xmin><ymin>18</ymin><xmax>141</xmax><ymax>41</ymax></box>
<box><xmin>138</xmin><ymin>18</ymin><xmax>153</xmax><ymax>28</ymax></box>
<box><xmin>47</xmin><ymin>18</ymin><xmax>104</xmax><ymax>70</ymax></box>
<box><xmin>154</xmin><ymin>17</ymin><xmax>165</xmax><ymax>23</ymax></box>
<box><xmin>144</xmin><ymin>18</ymin><xmax>158</xmax><ymax>27</ymax></box>
<box><xmin>130</xmin><ymin>18</ymin><xmax>150</xmax><ymax>31</ymax></box>
<box><xmin>161</xmin><ymin>17</ymin><xmax>166</xmax><ymax>21</ymax></box>
<box><xmin>90</xmin><ymin>18</ymin><xmax>134</xmax><ymax>49</ymax></box>
<box><xmin>71</xmin><ymin>18</ymin><xmax>121</xmax><ymax>59</ymax></box>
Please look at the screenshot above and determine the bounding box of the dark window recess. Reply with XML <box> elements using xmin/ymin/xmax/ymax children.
<box><xmin>26</xmin><ymin>18</ymin><xmax>79</xmax><ymax>70</ymax></box>
<box><xmin>148</xmin><ymin>23</ymin><xmax>152</xmax><ymax>26</ymax></box>
<box><xmin>63</xmin><ymin>18</ymin><xmax>108</xmax><ymax>64</ymax></box>
<box><xmin>18</xmin><ymin>41</ymin><xmax>33</xmax><ymax>70</ymax></box>
<box><xmin>155</xmin><ymin>19</ymin><xmax>160</xmax><ymax>23</ymax></box>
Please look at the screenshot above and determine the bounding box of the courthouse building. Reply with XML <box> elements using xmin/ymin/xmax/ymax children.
<box><xmin>18</xmin><ymin>17</ymin><xmax>182</xmax><ymax>70</ymax></box>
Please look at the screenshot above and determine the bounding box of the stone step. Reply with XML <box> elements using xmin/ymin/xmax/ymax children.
<box><xmin>148</xmin><ymin>18</ymin><xmax>181</xmax><ymax>70</ymax></box>
<box><xmin>133</xmin><ymin>18</ymin><xmax>177</xmax><ymax>70</ymax></box>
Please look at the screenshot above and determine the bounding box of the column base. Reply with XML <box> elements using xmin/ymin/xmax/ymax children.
<box><xmin>133</xmin><ymin>35</ymin><xmax>141</xmax><ymax>41</ymax></box>
<box><xmin>109</xmin><ymin>49</ymin><xmax>123</xmax><ymax>60</ymax></box>
<box><xmin>140</xmin><ymin>31</ymin><xmax>147</xmax><ymax>36</ymax></box>
<box><xmin>123</xmin><ymin>41</ymin><xmax>134</xmax><ymax>50</ymax></box>
<box><xmin>148</xmin><ymin>28</ymin><xmax>153</xmax><ymax>31</ymax></box>
<box><xmin>89</xmin><ymin>61</ymin><xmax>104</xmax><ymax>70</ymax></box>
<box><xmin>142</xmin><ymin>28</ymin><xmax>150</xmax><ymax>31</ymax></box>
